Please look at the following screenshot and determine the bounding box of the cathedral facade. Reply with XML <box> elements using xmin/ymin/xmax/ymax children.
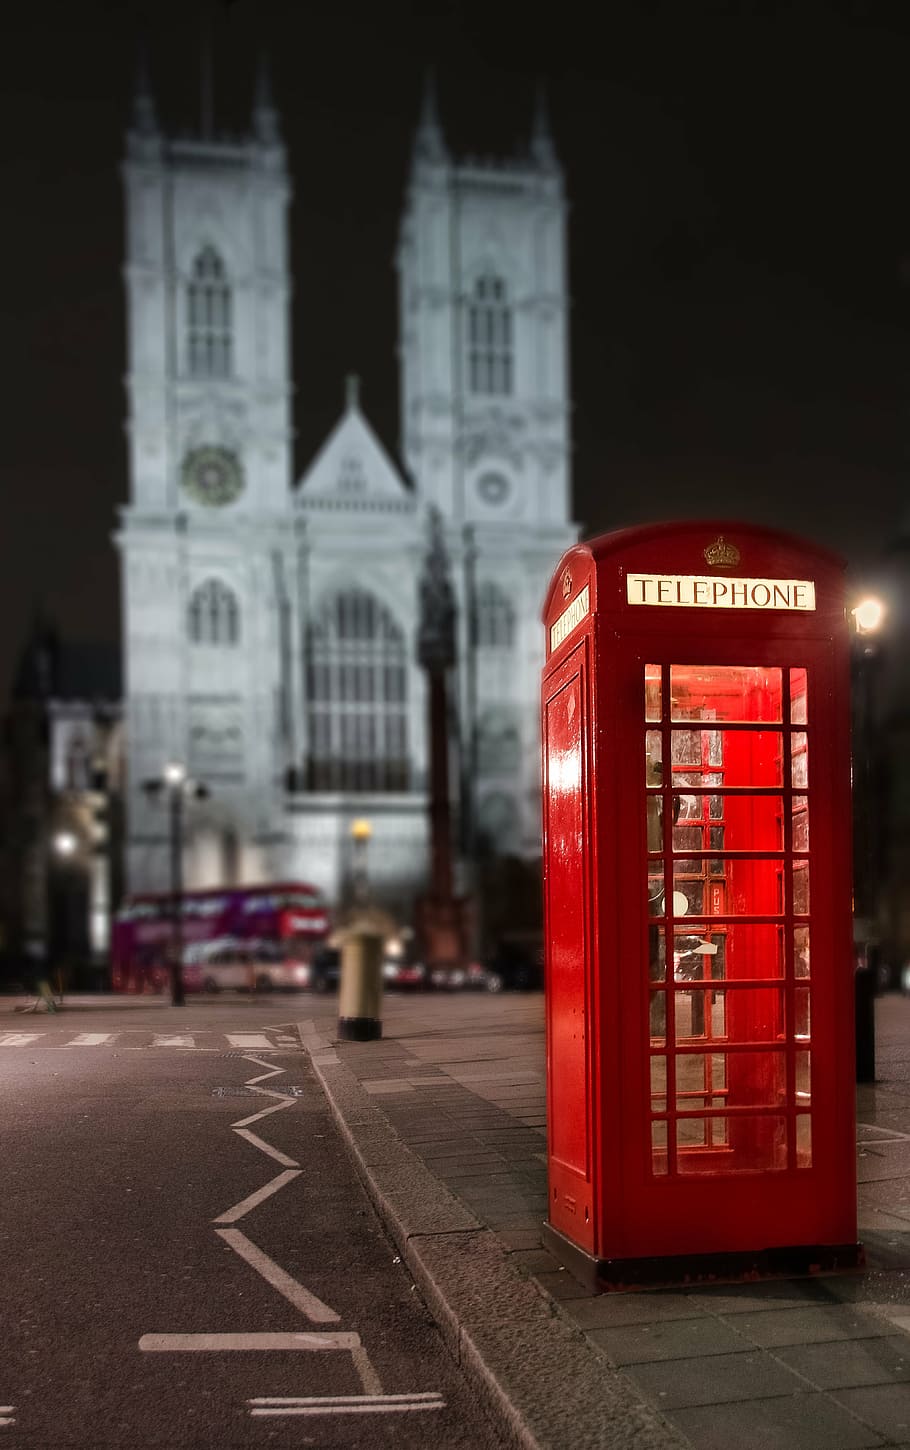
<box><xmin>118</xmin><ymin>66</ymin><xmax>577</xmax><ymax>916</ymax></box>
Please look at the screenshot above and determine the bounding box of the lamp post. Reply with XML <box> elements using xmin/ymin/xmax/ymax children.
<box><xmin>851</xmin><ymin>595</ymin><xmax>885</xmax><ymax>1083</ymax></box>
<box><xmin>142</xmin><ymin>762</ymin><xmax>209</xmax><ymax>1008</ymax></box>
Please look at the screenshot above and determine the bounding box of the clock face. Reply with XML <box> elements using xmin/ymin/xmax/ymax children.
<box><xmin>182</xmin><ymin>447</ymin><xmax>245</xmax><ymax>507</ymax></box>
<box><xmin>476</xmin><ymin>470</ymin><xmax>510</xmax><ymax>507</ymax></box>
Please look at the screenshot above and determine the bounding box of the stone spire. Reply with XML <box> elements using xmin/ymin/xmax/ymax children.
<box><xmin>530</xmin><ymin>81</ymin><xmax>556</xmax><ymax>168</ymax></box>
<box><xmin>252</xmin><ymin>50</ymin><xmax>280</xmax><ymax>145</ymax></box>
<box><xmin>412</xmin><ymin>68</ymin><xmax>449</xmax><ymax>167</ymax></box>
<box><xmin>131</xmin><ymin>36</ymin><xmax>159</xmax><ymax>139</ymax></box>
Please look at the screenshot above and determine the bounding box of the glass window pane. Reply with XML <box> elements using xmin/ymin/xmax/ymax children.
<box><xmin>790</xmin><ymin>667</ymin><xmax>808</xmax><ymax>724</ymax></box>
<box><xmin>670</xmin><ymin>666</ymin><xmax>783</xmax><ymax>723</ymax></box>
<box><xmin>792</xmin><ymin>796</ymin><xmax>809</xmax><ymax>851</ymax></box>
<box><xmin>675</xmin><ymin>1051</ymin><xmax>726</xmax><ymax>1110</ymax></box>
<box><xmin>671</xmin><ymin>930</ymin><xmax>725</xmax><ymax>980</ymax></box>
<box><xmin>649</xmin><ymin>990</ymin><xmax>666</xmax><ymax>1044</ymax></box>
<box><xmin>647</xmin><ymin>794</ymin><xmax>664</xmax><ymax>853</ymax></box>
<box><xmin>796</xmin><ymin>1114</ymin><xmax>812</xmax><ymax>1167</ymax></box>
<box><xmin>650</xmin><ymin>1054</ymin><xmax>666</xmax><ymax>1109</ymax></box>
<box><xmin>669</xmin><ymin>730</ymin><xmax>783</xmax><ymax>787</ymax></box>
<box><xmin>793</xmin><ymin>861</ymin><xmax>810</xmax><ymax>914</ymax></box>
<box><xmin>791</xmin><ymin>732</ymin><xmax>809</xmax><ymax>788</ymax></box>
<box><xmin>648</xmin><ymin>870</ymin><xmax>665</xmax><ymax>917</ymax></box>
<box><xmin>794</xmin><ymin>926</ymin><xmax>811</xmax><ymax>978</ymax></box>
<box><xmin>677</xmin><ymin>1115</ymin><xmax>787</xmax><ymax>1173</ymax></box>
<box><xmin>671</xmin><ymin>875</ymin><xmax>705</xmax><ymax>915</ymax></box>
<box><xmin>796</xmin><ymin>1050</ymin><xmax>811</xmax><ymax>1105</ymax></box>
<box><xmin>649</xmin><ymin>926</ymin><xmax>667</xmax><ymax>981</ymax></box>
<box><xmin>676</xmin><ymin>922</ymin><xmax>784</xmax><ymax>980</ymax></box>
<box><xmin>673</xmin><ymin>794</ymin><xmax>783</xmax><ymax>851</ymax></box>
<box><xmin>645</xmin><ymin>730</ymin><xmax>663</xmax><ymax>785</ymax></box>
<box><xmin>645</xmin><ymin>665</ymin><xmax>662</xmax><ymax>721</ymax></box>
<box><xmin>651</xmin><ymin>1121</ymin><xmax>668</xmax><ymax>1174</ymax></box>
<box><xmin>673</xmin><ymin>859</ymin><xmax>784</xmax><ymax>916</ymax></box>
<box><xmin>675</xmin><ymin>986</ymin><xmax>785</xmax><ymax>1043</ymax></box>
<box><xmin>723</xmin><ymin>1049</ymin><xmax>787</xmax><ymax>1108</ymax></box>
<box><xmin>795</xmin><ymin>986</ymin><xmax>811</xmax><ymax>1039</ymax></box>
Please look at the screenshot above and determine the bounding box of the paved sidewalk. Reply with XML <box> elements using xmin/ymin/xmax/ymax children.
<box><xmin>302</xmin><ymin>992</ymin><xmax>910</xmax><ymax>1450</ymax></box>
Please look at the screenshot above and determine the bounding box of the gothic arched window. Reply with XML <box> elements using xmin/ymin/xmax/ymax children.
<box><xmin>467</xmin><ymin>274</ymin><xmax>513</xmax><ymax>396</ymax></box>
<box><xmin>306</xmin><ymin>590</ymin><xmax>408</xmax><ymax>792</ymax></box>
<box><xmin>187</xmin><ymin>246</ymin><xmax>232</xmax><ymax>379</ymax></box>
<box><xmin>188</xmin><ymin>579</ymin><xmax>240</xmax><ymax>646</ymax></box>
<box><xmin>475</xmin><ymin>580</ymin><xmax>515</xmax><ymax>649</ymax></box>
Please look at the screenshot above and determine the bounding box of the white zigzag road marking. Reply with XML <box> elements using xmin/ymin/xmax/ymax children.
<box><xmin>232</xmin><ymin>1128</ymin><xmax>299</xmax><ymax>1167</ymax></box>
<box><xmin>241</xmin><ymin>1054</ymin><xmax>285</xmax><ymax>1084</ymax></box>
<box><xmin>213</xmin><ymin>1169</ymin><xmax>302</xmax><ymax>1225</ymax></box>
<box><xmin>231</xmin><ymin>1088</ymin><xmax>296</xmax><ymax>1129</ymax></box>
<box><xmin>215</xmin><ymin>1228</ymin><xmax>340</xmax><ymax>1323</ymax></box>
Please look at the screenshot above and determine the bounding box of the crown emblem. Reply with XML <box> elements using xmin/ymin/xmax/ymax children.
<box><xmin>704</xmin><ymin>535</ymin><xmax>740</xmax><ymax>570</ymax></box>
<box><xmin>562</xmin><ymin>568</ymin><xmax>573</xmax><ymax>599</ymax></box>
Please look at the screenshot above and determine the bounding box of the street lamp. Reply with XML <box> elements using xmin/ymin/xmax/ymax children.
<box><xmin>350</xmin><ymin>818</ymin><xmax>372</xmax><ymax>905</ymax></box>
<box><xmin>143</xmin><ymin>763</ymin><xmax>209</xmax><ymax>1007</ymax></box>
<box><xmin>851</xmin><ymin>594</ymin><xmax>885</xmax><ymax>1083</ymax></box>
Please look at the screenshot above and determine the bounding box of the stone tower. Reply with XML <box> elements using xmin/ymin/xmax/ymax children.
<box><xmin>117</xmin><ymin>53</ymin><xmax>297</xmax><ymax>890</ymax></box>
<box><xmin>397</xmin><ymin>78</ymin><xmax>577</xmax><ymax>859</ymax></box>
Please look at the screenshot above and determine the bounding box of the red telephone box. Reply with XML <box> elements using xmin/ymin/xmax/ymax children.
<box><xmin>541</xmin><ymin>522</ymin><xmax>860</xmax><ymax>1287</ymax></box>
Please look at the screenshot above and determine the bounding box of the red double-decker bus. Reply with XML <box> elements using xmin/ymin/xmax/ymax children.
<box><xmin>112</xmin><ymin>882</ymin><xmax>331</xmax><ymax>994</ymax></box>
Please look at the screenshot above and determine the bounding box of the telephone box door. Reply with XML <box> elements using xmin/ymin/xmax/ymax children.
<box><xmin>614</xmin><ymin>637</ymin><xmax>854</xmax><ymax>1258</ymax></box>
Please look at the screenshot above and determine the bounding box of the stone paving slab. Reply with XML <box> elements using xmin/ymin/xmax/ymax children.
<box><xmin>625</xmin><ymin>1348</ymin><xmax>807</xmax><ymax>1408</ymax></box>
<box><xmin>774</xmin><ymin>1337</ymin><xmax>910</xmax><ymax>1389</ymax></box>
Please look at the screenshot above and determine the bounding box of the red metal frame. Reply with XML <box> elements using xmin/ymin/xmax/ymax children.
<box><xmin>541</xmin><ymin>523</ymin><xmax>857</xmax><ymax>1276</ymax></box>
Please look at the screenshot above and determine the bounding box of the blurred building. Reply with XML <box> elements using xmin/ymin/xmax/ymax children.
<box><xmin>118</xmin><ymin>65</ymin><xmax>576</xmax><ymax>914</ymax></box>
<box><xmin>0</xmin><ymin>619</ymin><xmax>124</xmax><ymax>981</ymax></box>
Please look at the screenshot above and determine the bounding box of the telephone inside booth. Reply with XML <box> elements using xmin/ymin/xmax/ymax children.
<box><xmin>643</xmin><ymin>662</ymin><xmax>811</xmax><ymax>1177</ymax></box>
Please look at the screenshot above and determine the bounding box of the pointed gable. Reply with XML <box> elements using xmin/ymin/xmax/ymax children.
<box><xmin>297</xmin><ymin>377</ymin><xmax>412</xmax><ymax>512</ymax></box>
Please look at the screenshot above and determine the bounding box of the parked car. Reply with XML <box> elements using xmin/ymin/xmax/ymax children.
<box><xmin>484</xmin><ymin>935</ymin><xmax>544</xmax><ymax>992</ymax></box>
<box><xmin>189</xmin><ymin>938</ymin><xmax>312</xmax><ymax>993</ymax></box>
<box><xmin>383</xmin><ymin>956</ymin><xmax>427</xmax><ymax>990</ymax></box>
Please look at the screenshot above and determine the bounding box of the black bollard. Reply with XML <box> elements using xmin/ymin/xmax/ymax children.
<box><xmin>855</xmin><ymin>960</ymin><xmax>876</xmax><ymax>1084</ymax></box>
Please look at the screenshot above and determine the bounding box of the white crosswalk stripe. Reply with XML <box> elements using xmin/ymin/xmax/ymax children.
<box><xmin>0</xmin><ymin>1029</ymin><xmax>295</xmax><ymax>1051</ymax></box>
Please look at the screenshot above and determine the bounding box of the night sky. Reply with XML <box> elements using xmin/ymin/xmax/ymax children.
<box><xmin>1</xmin><ymin>0</ymin><xmax>907</xmax><ymax>698</ymax></box>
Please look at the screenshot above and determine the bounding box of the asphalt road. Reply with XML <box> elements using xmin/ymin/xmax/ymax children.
<box><xmin>0</xmin><ymin>1004</ymin><xmax>507</xmax><ymax>1449</ymax></box>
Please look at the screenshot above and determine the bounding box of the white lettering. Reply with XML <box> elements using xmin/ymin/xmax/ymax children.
<box><xmin>550</xmin><ymin>585</ymin><xmax>591</xmax><ymax>650</ymax></box>
<box><xmin>625</xmin><ymin>575</ymin><xmax>816</xmax><ymax>611</ymax></box>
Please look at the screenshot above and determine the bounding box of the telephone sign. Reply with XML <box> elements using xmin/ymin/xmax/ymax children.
<box><xmin>541</xmin><ymin>521</ymin><xmax>859</xmax><ymax>1288</ymax></box>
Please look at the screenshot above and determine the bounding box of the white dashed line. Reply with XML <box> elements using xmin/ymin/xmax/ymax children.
<box><xmin>0</xmin><ymin>1034</ymin><xmax>43</xmax><ymax>1047</ymax></box>
<box><xmin>65</xmin><ymin>1033</ymin><xmax>116</xmax><ymax>1047</ymax></box>
<box><xmin>140</xmin><ymin>1332</ymin><xmax>358</xmax><ymax>1352</ymax></box>
<box><xmin>215</xmin><ymin>1227</ymin><xmax>340</xmax><ymax>1323</ymax></box>
<box><xmin>152</xmin><ymin>1035</ymin><xmax>196</xmax><ymax>1048</ymax></box>
<box><xmin>213</xmin><ymin>1169</ymin><xmax>301</xmax><ymax>1225</ymax></box>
